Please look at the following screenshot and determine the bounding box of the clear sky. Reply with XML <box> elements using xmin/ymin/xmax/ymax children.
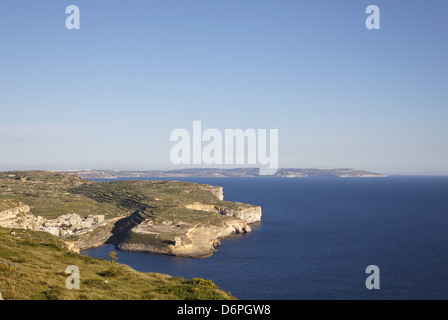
<box><xmin>1</xmin><ymin>0</ymin><xmax>447</xmax><ymax>175</ymax></box>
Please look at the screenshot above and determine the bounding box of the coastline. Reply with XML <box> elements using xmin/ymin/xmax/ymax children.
<box><xmin>109</xmin><ymin>206</ymin><xmax>261</xmax><ymax>258</ymax></box>
<box><xmin>0</xmin><ymin>171</ymin><xmax>262</xmax><ymax>259</ymax></box>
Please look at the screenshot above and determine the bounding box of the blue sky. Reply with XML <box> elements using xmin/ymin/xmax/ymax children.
<box><xmin>0</xmin><ymin>0</ymin><xmax>447</xmax><ymax>174</ymax></box>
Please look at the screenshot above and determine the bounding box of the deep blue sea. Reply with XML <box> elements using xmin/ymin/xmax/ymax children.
<box><xmin>83</xmin><ymin>176</ymin><xmax>448</xmax><ymax>300</ymax></box>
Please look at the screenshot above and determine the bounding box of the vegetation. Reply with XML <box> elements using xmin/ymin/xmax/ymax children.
<box><xmin>107</xmin><ymin>251</ymin><xmax>119</xmax><ymax>277</ymax></box>
<box><xmin>0</xmin><ymin>171</ymin><xmax>125</xmax><ymax>220</ymax></box>
<box><xmin>0</xmin><ymin>226</ymin><xmax>234</xmax><ymax>300</ymax></box>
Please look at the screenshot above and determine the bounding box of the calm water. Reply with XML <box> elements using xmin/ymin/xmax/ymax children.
<box><xmin>83</xmin><ymin>176</ymin><xmax>448</xmax><ymax>300</ymax></box>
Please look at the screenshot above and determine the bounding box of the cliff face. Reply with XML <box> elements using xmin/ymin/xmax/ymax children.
<box><xmin>185</xmin><ymin>202</ymin><xmax>262</xmax><ymax>224</ymax></box>
<box><xmin>159</xmin><ymin>200</ymin><xmax>262</xmax><ymax>258</ymax></box>
<box><xmin>0</xmin><ymin>198</ymin><xmax>109</xmax><ymax>248</ymax></box>
<box><xmin>0</xmin><ymin>199</ymin><xmax>38</xmax><ymax>230</ymax></box>
<box><xmin>199</xmin><ymin>185</ymin><xmax>224</xmax><ymax>201</ymax></box>
<box><xmin>115</xmin><ymin>198</ymin><xmax>261</xmax><ymax>258</ymax></box>
<box><xmin>74</xmin><ymin>217</ymin><xmax>122</xmax><ymax>251</ymax></box>
<box><xmin>117</xmin><ymin>209</ymin><xmax>259</xmax><ymax>258</ymax></box>
<box><xmin>170</xmin><ymin>218</ymin><xmax>254</xmax><ymax>258</ymax></box>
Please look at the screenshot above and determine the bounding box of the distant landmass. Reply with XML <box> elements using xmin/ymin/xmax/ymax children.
<box><xmin>58</xmin><ymin>168</ymin><xmax>387</xmax><ymax>179</ymax></box>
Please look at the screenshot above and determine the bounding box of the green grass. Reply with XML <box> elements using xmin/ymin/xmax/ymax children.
<box><xmin>0</xmin><ymin>226</ymin><xmax>235</xmax><ymax>300</ymax></box>
<box><xmin>0</xmin><ymin>171</ymin><xmax>126</xmax><ymax>219</ymax></box>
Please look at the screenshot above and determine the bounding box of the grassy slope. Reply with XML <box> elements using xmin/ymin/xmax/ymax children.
<box><xmin>0</xmin><ymin>226</ymin><xmax>234</xmax><ymax>300</ymax></box>
<box><xmin>0</xmin><ymin>171</ymin><xmax>125</xmax><ymax>220</ymax></box>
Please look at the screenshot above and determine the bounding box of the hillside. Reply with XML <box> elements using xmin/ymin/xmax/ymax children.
<box><xmin>0</xmin><ymin>226</ymin><xmax>234</xmax><ymax>300</ymax></box>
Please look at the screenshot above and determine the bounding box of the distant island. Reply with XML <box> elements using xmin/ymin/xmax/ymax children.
<box><xmin>58</xmin><ymin>168</ymin><xmax>387</xmax><ymax>179</ymax></box>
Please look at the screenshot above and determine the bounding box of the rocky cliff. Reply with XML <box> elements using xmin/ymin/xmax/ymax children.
<box><xmin>118</xmin><ymin>216</ymin><xmax>255</xmax><ymax>258</ymax></box>
<box><xmin>199</xmin><ymin>185</ymin><xmax>224</xmax><ymax>201</ymax></box>
<box><xmin>120</xmin><ymin>200</ymin><xmax>262</xmax><ymax>258</ymax></box>
<box><xmin>185</xmin><ymin>202</ymin><xmax>262</xmax><ymax>224</ymax></box>
<box><xmin>0</xmin><ymin>199</ymin><xmax>38</xmax><ymax>230</ymax></box>
<box><xmin>0</xmin><ymin>198</ymin><xmax>108</xmax><ymax>243</ymax></box>
<box><xmin>170</xmin><ymin>218</ymin><xmax>254</xmax><ymax>258</ymax></box>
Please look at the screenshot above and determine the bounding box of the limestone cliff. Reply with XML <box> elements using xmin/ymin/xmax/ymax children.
<box><xmin>120</xmin><ymin>217</ymin><xmax>254</xmax><ymax>258</ymax></box>
<box><xmin>185</xmin><ymin>202</ymin><xmax>262</xmax><ymax>224</ymax></box>
<box><xmin>121</xmin><ymin>201</ymin><xmax>261</xmax><ymax>258</ymax></box>
<box><xmin>0</xmin><ymin>199</ymin><xmax>38</xmax><ymax>230</ymax></box>
<box><xmin>199</xmin><ymin>185</ymin><xmax>224</xmax><ymax>201</ymax></box>
<box><xmin>74</xmin><ymin>217</ymin><xmax>122</xmax><ymax>250</ymax></box>
<box><xmin>169</xmin><ymin>218</ymin><xmax>253</xmax><ymax>258</ymax></box>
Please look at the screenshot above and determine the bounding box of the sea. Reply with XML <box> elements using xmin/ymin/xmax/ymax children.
<box><xmin>83</xmin><ymin>176</ymin><xmax>448</xmax><ymax>300</ymax></box>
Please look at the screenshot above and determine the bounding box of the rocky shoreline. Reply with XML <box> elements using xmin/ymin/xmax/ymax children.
<box><xmin>170</xmin><ymin>219</ymin><xmax>257</xmax><ymax>258</ymax></box>
<box><xmin>110</xmin><ymin>201</ymin><xmax>262</xmax><ymax>258</ymax></box>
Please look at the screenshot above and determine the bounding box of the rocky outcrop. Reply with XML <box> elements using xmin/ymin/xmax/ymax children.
<box><xmin>185</xmin><ymin>202</ymin><xmax>262</xmax><ymax>224</ymax></box>
<box><xmin>170</xmin><ymin>218</ymin><xmax>253</xmax><ymax>258</ymax></box>
<box><xmin>199</xmin><ymin>185</ymin><xmax>224</xmax><ymax>200</ymax></box>
<box><xmin>74</xmin><ymin>217</ymin><xmax>122</xmax><ymax>250</ymax></box>
<box><xmin>0</xmin><ymin>199</ymin><xmax>108</xmax><ymax>244</ymax></box>
<box><xmin>220</xmin><ymin>206</ymin><xmax>261</xmax><ymax>224</ymax></box>
<box><xmin>217</xmin><ymin>220</ymin><xmax>252</xmax><ymax>236</ymax></box>
<box><xmin>159</xmin><ymin>198</ymin><xmax>262</xmax><ymax>258</ymax></box>
<box><xmin>118</xmin><ymin>201</ymin><xmax>258</xmax><ymax>258</ymax></box>
<box><xmin>38</xmin><ymin>213</ymin><xmax>105</xmax><ymax>237</ymax></box>
<box><xmin>0</xmin><ymin>199</ymin><xmax>38</xmax><ymax>230</ymax></box>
